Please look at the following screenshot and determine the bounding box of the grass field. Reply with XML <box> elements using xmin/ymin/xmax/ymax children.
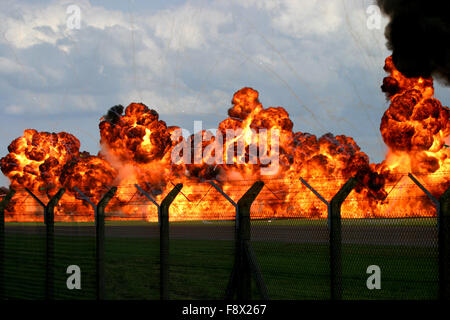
<box><xmin>1</xmin><ymin>219</ymin><xmax>439</xmax><ymax>300</ymax></box>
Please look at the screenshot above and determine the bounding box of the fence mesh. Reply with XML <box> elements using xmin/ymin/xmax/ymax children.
<box><xmin>4</xmin><ymin>226</ymin><xmax>46</xmax><ymax>299</ymax></box>
<box><xmin>53</xmin><ymin>221</ymin><xmax>96</xmax><ymax>300</ymax></box>
<box><xmin>341</xmin><ymin>195</ymin><xmax>439</xmax><ymax>300</ymax></box>
<box><xmin>0</xmin><ymin>177</ymin><xmax>447</xmax><ymax>300</ymax></box>
<box><xmin>104</xmin><ymin>186</ymin><xmax>160</xmax><ymax>299</ymax></box>
<box><xmin>3</xmin><ymin>191</ymin><xmax>46</xmax><ymax>300</ymax></box>
<box><xmin>250</xmin><ymin>186</ymin><xmax>330</xmax><ymax>300</ymax></box>
<box><xmin>168</xmin><ymin>183</ymin><xmax>234</xmax><ymax>299</ymax></box>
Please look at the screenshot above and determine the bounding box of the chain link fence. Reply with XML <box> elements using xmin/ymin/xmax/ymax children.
<box><xmin>0</xmin><ymin>176</ymin><xmax>448</xmax><ymax>300</ymax></box>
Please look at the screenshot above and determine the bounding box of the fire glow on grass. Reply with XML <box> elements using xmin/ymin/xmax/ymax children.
<box><xmin>1</xmin><ymin>56</ymin><xmax>449</xmax><ymax>222</ymax></box>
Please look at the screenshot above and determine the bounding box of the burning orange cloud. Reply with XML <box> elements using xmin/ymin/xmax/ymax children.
<box><xmin>1</xmin><ymin>56</ymin><xmax>449</xmax><ymax>221</ymax></box>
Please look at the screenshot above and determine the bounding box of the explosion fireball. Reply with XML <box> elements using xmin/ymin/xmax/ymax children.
<box><xmin>1</xmin><ymin>57</ymin><xmax>449</xmax><ymax>221</ymax></box>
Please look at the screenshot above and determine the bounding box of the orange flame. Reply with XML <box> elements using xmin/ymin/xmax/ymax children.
<box><xmin>1</xmin><ymin>56</ymin><xmax>449</xmax><ymax>221</ymax></box>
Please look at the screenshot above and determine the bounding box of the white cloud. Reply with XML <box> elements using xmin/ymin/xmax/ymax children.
<box><xmin>0</xmin><ymin>0</ymin><xmax>447</xmax><ymax>169</ymax></box>
<box><xmin>147</xmin><ymin>3</ymin><xmax>231</xmax><ymax>51</ymax></box>
<box><xmin>4</xmin><ymin>105</ymin><xmax>25</xmax><ymax>115</ymax></box>
<box><xmin>2</xmin><ymin>5</ymin><xmax>65</xmax><ymax>48</ymax></box>
<box><xmin>120</xmin><ymin>88</ymin><xmax>229</xmax><ymax>116</ymax></box>
<box><xmin>3</xmin><ymin>91</ymin><xmax>98</xmax><ymax>115</ymax></box>
<box><xmin>232</xmin><ymin>0</ymin><xmax>342</xmax><ymax>37</ymax></box>
<box><xmin>0</xmin><ymin>0</ymin><xmax>132</xmax><ymax>49</ymax></box>
<box><xmin>272</xmin><ymin>0</ymin><xmax>343</xmax><ymax>37</ymax></box>
<box><xmin>0</xmin><ymin>57</ymin><xmax>34</xmax><ymax>74</ymax></box>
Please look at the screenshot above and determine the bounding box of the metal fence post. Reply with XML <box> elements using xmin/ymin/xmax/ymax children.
<box><xmin>408</xmin><ymin>173</ymin><xmax>440</xmax><ymax>225</ymax></box>
<box><xmin>236</xmin><ymin>181</ymin><xmax>264</xmax><ymax>300</ymax></box>
<box><xmin>134</xmin><ymin>184</ymin><xmax>161</xmax><ymax>226</ymax></box>
<box><xmin>439</xmin><ymin>186</ymin><xmax>450</xmax><ymax>300</ymax></box>
<box><xmin>159</xmin><ymin>183</ymin><xmax>183</xmax><ymax>300</ymax></box>
<box><xmin>25</xmin><ymin>187</ymin><xmax>65</xmax><ymax>300</ymax></box>
<box><xmin>45</xmin><ymin>188</ymin><xmax>65</xmax><ymax>300</ymax></box>
<box><xmin>75</xmin><ymin>186</ymin><xmax>117</xmax><ymax>300</ymax></box>
<box><xmin>95</xmin><ymin>187</ymin><xmax>117</xmax><ymax>300</ymax></box>
<box><xmin>329</xmin><ymin>177</ymin><xmax>357</xmax><ymax>300</ymax></box>
<box><xmin>210</xmin><ymin>181</ymin><xmax>267</xmax><ymax>300</ymax></box>
<box><xmin>300</xmin><ymin>177</ymin><xmax>356</xmax><ymax>299</ymax></box>
<box><xmin>209</xmin><ymin>182</ymin><xmax>239</xmax><ymax>231</ymax></box>
<box><xmin>136</xmin><ymin>183</ymin><xmax>183</xmax><ymax>300</ymax></box>
<box><xmin>0</xmin><ymin>189</ymin><xmax>15</xmax><ymax>299</ymax></box>
<box><xmin>300</xmin><ymin>177</ymin><xmax>331</xmax><ymax>229</ymax></box>
<box><xmin>408</xmin><ymin>173</ymin><xmax>447</xmax><ymax>299</ymax></box>
<box><xmin>208</xmin><ymin>182</ymin><xmax>239</xmax><ymax>299</ymax></box>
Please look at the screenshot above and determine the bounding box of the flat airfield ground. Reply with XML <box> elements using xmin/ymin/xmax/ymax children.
<box><xmin>4</xmin><ymin>218</ymin><xmax>438</xmax><ymax>246</ymax></box>
<box><xmin>2</xmin><ymin>218</ymin><xmax>439</xmax><ymax>300</ymax></box>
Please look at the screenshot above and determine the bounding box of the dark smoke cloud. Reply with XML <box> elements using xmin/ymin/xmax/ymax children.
<box><xmin>101</xmin><ymin>105</ymin><xmax>124</xmax><ymax>125</ymax></box>
<box><xmin>0</xmin><ymin>186</ymin><xmax>9</xmax><ymax>195</ymax></box>
<box><xmin>377</xmin><ymin>0</ymin><xmax>450</xmax><ymax>85</ymax></box>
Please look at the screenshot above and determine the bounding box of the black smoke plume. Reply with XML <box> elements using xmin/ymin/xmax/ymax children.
<box><xmin>377</xmin><ymin>0</ymin><xmax>450</xmax><ymax>85</ymax></box>
<box><xmin>101</xmin><ymin>104</ymin><xmax>124</xmax><ymax>125</ymax></box>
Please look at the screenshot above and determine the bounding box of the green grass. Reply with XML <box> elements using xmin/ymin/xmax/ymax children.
<box><xmin>2</xmin><ymin>234</ymin><xmax>439</xmax><ymax>300</ymax></box>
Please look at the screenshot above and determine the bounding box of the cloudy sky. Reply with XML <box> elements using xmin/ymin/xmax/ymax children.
<box><xmin>1</xmin><ymin>0</ymin><xmax>449</xmax><ymax>186</ymax></box>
